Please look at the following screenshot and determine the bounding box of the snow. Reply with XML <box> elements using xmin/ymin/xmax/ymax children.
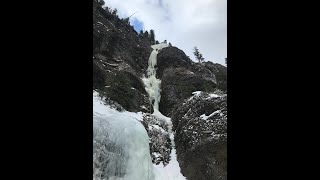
<box><xmin>150</xmin><ymin>124</ymin><xmax>166</xmax><ymax>133</ymax></box>
<box><xmin>188</xmin><ymin>91</ymin><xmax>202</xmax><ymax>101</ymax></box>
<box><xmin>153</xmin><ymin>149</ymin><xmax>186</xmax><ymax>180</ymax></box>
<box><xmin>96</xmin><ymin>21</ymin><xmax>109</xmax><ymax>30</ymax></box>
<box><xmin>151</xmin><ymin>124</ymin><xmax>161</xmax><ymax>130</ymax></box>
<box><xmin>153</xmin><ymin>109</ymin><xmax>171</xmax><ymax>125</ymax></box>
<box><xmin>140</xmin><ymin>105</ymin><xmax>147</xmax><ymax>110</ymax></box>
<box><xmin>152</xmin><ymin>152</ymin><xmax>161</xmax><ymax>158</ymax></box>
<box><xmin>206</xmin><ymin>93</ymin><xmax>220</xmax><ymax>99</ymax></box>
<box><xmin>192</xmin><ymin>91</ymin><xmax>202</xmax><ymax>96</ymax></box>
<box><xmin>188</xmin><ymin>91</ymin><xmax>221</xmax><ymax>101</ymax></box>
<box><xmin>151</xmin><ymin>109</ymin><xmax>186</xmax><ymax>180</ymax></box>
<box><xmin>200</xmin><ymin>110</ymin><xmax>221</xmax><ymax>120</ymax></box>
<box><xmin>106</xmin><ymin>19</ymin><xmax>116</xmax><ymax>29</ymax></box>
<box><xmin>105</xmin><ymin>62</ymin><xmax>118</xmax><ymax>67</ymax></box>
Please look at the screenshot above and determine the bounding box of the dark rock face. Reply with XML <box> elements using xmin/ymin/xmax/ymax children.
<box><xmin>93</xmin><ymin>0</ymin><xmax>152</xmax><ymax>112</ymax></box>
<box><xmin>93</xmin><ymin>59</ymin><xmax>107</xmax><ymax>89</ymax></box>
<box><xmin>159</xmin><ymin>66</ymin><xmax>217</xmax><ymax>117</ymax></box>
<box><xmin>172</xmin><ymin>92</ymin><xmax>227</xmax><ymax>180</ymax></box>
<box><xmin>156</xmin><ymin>47</ymin><xmax>193</xmax><ymax>78</ymax></box>
<box><xmin>156</xmin><ymin>46</ymin><xmax>220</xmax><ymax>117</ymax></box>
<box><xmin>93</xmin><ymin>2</ymin><xmax>152</xmax><ymax>74</ymax></box>
<box><xmin>102</xmin><ymin>70</ymin><xmax>151</xmax><ymax>113</ymax></box>
<box><xmin>204</xmin><ymin>62</ymin><xmax>227</xmax><ymax>92</ymax></box>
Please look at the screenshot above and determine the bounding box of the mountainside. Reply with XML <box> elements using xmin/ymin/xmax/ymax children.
<box><xmin>93</xmin><ymin>0</ymin><xmax>152</xmax><ymax>112</ymax></box>
<box><xmin>93</xmin><ymin>1</ymin><xmax>227</xmax><ymax>179</ymax></box>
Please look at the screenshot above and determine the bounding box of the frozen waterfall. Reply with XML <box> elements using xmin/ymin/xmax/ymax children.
<box><xmin>93</xmin><ymin>42</ymin><xmax>185</xmax><ymax>180</ymax></box>
<box><xmin>142</xmin><ymin>43</ymin><xmax>168</xmax><ymax>110</ymax></box>
<box><xmin>142</xmin><ymin>43</ymin><xmax>186</xmax><ymax>180</ymax></box>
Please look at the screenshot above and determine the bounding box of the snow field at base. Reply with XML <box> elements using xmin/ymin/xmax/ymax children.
<box><xmin>152</xmin><ymin>148</ymin><xmax>186</xmax><ymax>180</ymax></box>
<box><xmin>151</xmin><ymin>109</ymin><xmax>186</xmax><ymax>180</ymax></box>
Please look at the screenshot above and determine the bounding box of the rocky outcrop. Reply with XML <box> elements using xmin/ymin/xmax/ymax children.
<box><xmin>156</xmin><ymin>46</ymin><xmax>193</xmax><ymax>78</ymax></box>
<box><xmin>142</xmin><ymin>113</ymin><xmax>172</xmax><ymax>166</ymax></box>
<box><xmin>102</xmin><ymin>70</ymin><xmax>151</xmax><ymax>112</ymax></box>
<box><xmin>156</xmin><ymin>46</ymin><xmax>220</xmax><ymax>117</ymax></box>
<box><xmin>172</xmin><ymin>91</ymin><xmax>227</xmax><ymax>180</ymax></box>
<box><xmin>159</xmin><ymin>65</ymin><xmax>217</xmax><ymax>117</ymax></box>
<box><xmin>204</xmin><ymin>62</ymin><xmax>227</xmax><ymax>92</ymax></box>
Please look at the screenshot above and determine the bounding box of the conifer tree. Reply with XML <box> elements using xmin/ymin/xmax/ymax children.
<box><xmin>193</xmin><ymin>46</ymin><xmax>205</xmax><ymax>63</ymax></box>
<box><xmin>149</xmin><ymin>29</ymin><xmax>155</xmax><ymax>44</ymax></box>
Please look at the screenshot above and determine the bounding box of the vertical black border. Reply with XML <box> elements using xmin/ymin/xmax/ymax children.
<box><xmin>228</xmin><ymin>0</ymin><xmax>272</xmax><ymax>179</ymax></box>
<box><xmin>3</xmin><ymin>1</ymin><xmax>94</xmax><ymax>179</ymax></box>
<box><xmin>226</xmin><ymin>0</ymin><xmax>315</xmax><ymax>178</ymax></box>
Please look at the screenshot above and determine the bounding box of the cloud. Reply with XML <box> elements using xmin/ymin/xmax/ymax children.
<box><xmin>104</xmin><ymin>0</ymin><xmax>227</xmax><ymax>65</ymax></box>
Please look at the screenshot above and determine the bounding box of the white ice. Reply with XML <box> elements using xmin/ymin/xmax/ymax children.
<box><xmin>93</xmin><ymin>91</ymin><xmax>153</xmax><ymax>180</ymax></box>
<box><xmin>200</xmin><ymin>110</ymin><xmax>221</xmax><ymax>120</ymax></box>
<box><xmin>142</xmin><ymin>43</ymin><xmax>168</xmax><ymax>110</ymax></box>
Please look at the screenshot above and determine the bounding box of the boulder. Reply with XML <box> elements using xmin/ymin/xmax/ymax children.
<box><xmin>159</xmin><ymin>67</ymin><xmax>217</xmax><ymax>116</ymax></box>
<box><xmin>172</xmin><ymin>92</ymin><xmax>227</xmax><ymax>180</ymax></box>
<box><xmin>156</xmin><ymin>46</ymin><xmax>193</xmax><ymax>78</ymax></box>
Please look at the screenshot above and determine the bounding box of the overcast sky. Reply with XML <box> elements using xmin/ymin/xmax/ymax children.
<box><xmin>103</xmin><ymin>0</ymin><xmax>227</xmax><ymax>65</ymax></box>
